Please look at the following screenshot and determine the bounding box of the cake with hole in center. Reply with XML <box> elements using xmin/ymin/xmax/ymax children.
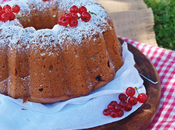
<box><xmin>0</xmin><ymin>0</ymin><xmax>123</xmax><ymax>103</ymax></box>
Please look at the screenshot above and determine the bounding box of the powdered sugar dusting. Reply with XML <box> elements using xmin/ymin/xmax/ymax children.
<box><xmin>17</xmin><ymin>27</ymin><xmax>36</xmax><ymax>49</ymax></box>
<box><xmin>0</xmin><ymin>0</ymin><xmax>113</xmax><ymax>51</ymax></box>
<box><xmin>0</xmin><ymin>0</ymin><xmax>117</xmax><ymax>103</ymax></box>
<box><xmin>0</xmin><ymin>26</ymin><xmax>21</xmax><ymax>47</ymax></box>
<box><xmin>0</xmin><ymin>19</ymin><xmax>22</xmax><ymax>28</ymax></box>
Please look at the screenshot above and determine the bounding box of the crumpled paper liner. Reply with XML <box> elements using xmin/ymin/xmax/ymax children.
<box><xmin>0</xmin><ymin>42</ymin><xmax>146</xmax><ymax>130</ymax></box>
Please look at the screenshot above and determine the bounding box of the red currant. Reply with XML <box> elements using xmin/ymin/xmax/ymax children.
<box><xmin>70</xmin><ymin>5</ymin><xmax>79</xmax><ymax>13</ymax></box>
<box><xmin>69</xmin><ymin>19</ymin><xmax>78</xmax><ymax>27</ymax></box>
<box><xmin>1</xmin><ymin>13</ymin><xmax>10</xmax><ymax>22</ymax></box>
<box><xmin>79</xmin><ymin>6</ymin><xmax>87</xmax><ymax>14</ymax></box>
<box><xmin>57</xmin><ymin>16</ymin><xmax>64</xmax><ymax>25</ymax></box>
<box><xmin>124</xmin><ymin>103</ymin><xmax>132</xmax><ymax>111</ymax></box>
<box><xmin>107</xmin><ymin>104</ymin><xmax>114</xmax><ymax>110</ymax></box>
<box><xmin>103</xmin><ymin>109</ymin><xmax>110</xmax><ymax>116</ymax></box>
<box><xmin>5</xmin><ymin>9</ymin><xmax>13</xmax><ymax>16</ymax></box>
<box><xmin>128</xmin><ymin>97</ymin><xmax>138</xmax><ymax>106</ymax></box>
<box><xmin>9</xmin><ymin>13</ymin><xmax>16</xmax><ymax>21</ymax></box>
<box><xmin>110</xmin><ymin>110</ymin><xmax>118</xmax><ymax>118</ymax></box>
<box><xmin>119</xmin><ymin>101</ymin><xmax>127</xmax><ymax>108</ymax></box>
<box><xmin>3</xmin><ymin>5</ymin><xmax>11</xmax><ymax>11</ymax></box>
<box><xmin>118</xmin><ymin>93</ymin><xmax>127</xmax><ymax>101</ymax></box>
<box><xmin>62</xmin><ymin>13</ymin><xmax>71</xmax><ymax>20</ymax></box>
<box><xmin>70</xmin><ymin>13</ymin><xmax>78</xmax><ymax>20</ymax></box>
<box><xmin>12</xmin><ymin>5</ymin><xmax>20</xmax><ymax>13</ymax></box>
<box><xmin>0</xmin><ymin>10</ymin><xmax>4</xmax><ymax>16</ymax></box>
<box><xmin>81</xmin><ymin>12</ymin><xmax>91</xmax><ymax>22</ymax></box>
<box><xmin>117</xmin><ymin>109</ymin><xmax>124</xmax><ymax>117</ymax></box>
<box><xmin>109</xmin><ymin>101</ymin><xmax>118</xmax><ymax>106</ymax></box>
<box><xmin>114</xmin><ymin>104</ymin><xmax>121</xmax><ymax>111</ymax></box>
<box><xmin>0</xmin><ymin>11</ymin><xmax>3</xmax><ymax>21</ymax></box>
<box><xmin>126</xmin><ymin>87</ymin><xmax>135</xmax><ymax>97</ymax></box>
<box><xmin>0</xmin><ymin>6</ymin><xmax>2</xmax><ymax>11</ymax></box>
<box><xmin>61</xmin><ymin>18</ymin><xmax>69</xmax><ymax>26</ymax></box>
<box><xmin>137</xmin><ymin>93</ymin><xmax>147</xmax><ymax>103</ymax></box>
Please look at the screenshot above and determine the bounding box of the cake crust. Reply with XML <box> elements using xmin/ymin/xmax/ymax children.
<box><xmin>0</xmin><ymin>0</ymin><xmax>123</xmax><ymax>103</ymax></box>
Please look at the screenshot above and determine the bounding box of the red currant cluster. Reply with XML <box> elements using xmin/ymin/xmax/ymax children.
<box><xmin>0</xmin><ymin>4</ymin><xmax>30</xmax><ymax>22</ymax></box>
<box><xmin>103</xmin><ymin>87</ymin><xmax>147</xmax><ymax>118</ymax></box>
<box><xmin>43</xmin><ymin>0</ymin><xmax>52</xmax><ymax>1</ymax></box>
<box><xmin>0</xmin><ymin>4</ymin><xmax>20</xmax><ymax>22</ymax></box>
<box><xmin>57</xmin><ymin>5</ymin><xmax>92</xmax><ymax>27</ymax></box>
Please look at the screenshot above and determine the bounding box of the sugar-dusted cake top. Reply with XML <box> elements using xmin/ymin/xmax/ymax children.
<box><xmin>0</xmin><ymin>0</ymin><xmax>112</xmax><ymax>48</ymax></box>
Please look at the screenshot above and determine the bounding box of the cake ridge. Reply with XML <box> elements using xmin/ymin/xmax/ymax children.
<box><xmin>0</xmin><ymin>0</ymin><xmax>124</xmax><ymax>103</ymax></box>
<box><xmin>0</xmin><ymin>0</ymin><xmax>111</xmax><ymax>47</ymax></box>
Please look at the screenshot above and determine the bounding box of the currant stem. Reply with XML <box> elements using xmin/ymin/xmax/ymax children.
<box><xmin>88</xmin><ymin>11</ymin><xmax>97</xmax><ymax>15</ymax></box>
<box><xmin>134</xmin><ymin>87</ymin><xmax>140</xmax><ymax>95</ymax></box>
<box><xmin>15</xmin><ymin>13</ymin><xmax>30</xmax><ymax>22</ymax></box>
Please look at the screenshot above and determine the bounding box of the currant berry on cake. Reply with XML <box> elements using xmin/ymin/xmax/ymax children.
<box><xmin>57</xmin><ymin>5</ymin><xmax>94</xmax><ymax>27</ymax></box>
<box><xmin>81</xmin><ymin>12</ymin><xmax>91</xmax><ymax>22</ymax></box>
<box><xmin>12</xmin><ymin>5</ymin><xmax>20</xmax><ymax>13</ymax></box>
<box><xmin>69</xmin><ymin>19</ymin><xmax>78</xmax><ymax>27</ymax></box>
<box><xmin>0</xmin><ymin>4</ymin><xmax>29</xmax><ymax>22</ymax></box>
<box><xmin>70</xmin><ymin>5</ymin><xmax>79</xmax><ymax>13</ymax></box>
<box><xmin>79</xmin><ymin>6</ymin><xmax>87</xmax><ymax>14</ymax></box>
<box><xmin>0</xmin><ymin>0</ymin><xmax>124</xmax><ymax>104</ymax></box>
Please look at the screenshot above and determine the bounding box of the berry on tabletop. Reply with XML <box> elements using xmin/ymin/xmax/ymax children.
<box><xmin>109</xmin><ymin>101</ymin><xmax>118</xmax><ymax>106</ymax></box>
<box><xmin>118</xmin><ymin>93</ymin><xmax>127</xmax><ymax>101</ymax></box>
<box><xmin>110</xmin><ymin>110</ymin><xmax>118</xmax><ymax>118</ymax></box>
<box><xmin>128</xmin><ymin>97</ymin><xmax>138</xmax><ymax>106</ymax></box>
<box><xmin>108</xmin><ymin>104</ymin><xmax>114</xmax><ymax>110</ymax></box>
<box><xmin>118</xmin><ymin>109</ymin><xmax>124</xmax><ymax>117</ymax></box>
<box><xmin>126</xmin><ymin>87</ymin><xmax>136</xmax><ymax>97</ymax></box>
<box><xmin>124</xmin><ymin>103</ymin><xmax>132</xmax><ymax>111</ymax></box>
<box><xmin>114</xmin><ymin>104</ymin><xmax>121</xmax><ymax>111</ymax></box>
<box><xmin>137</xmin><ymin>93</ymin><xmax>147</xmax><ymax>103</ymax></box>
<box><xmin>103</xmin><ymin>86</ymin><xmax>147</xmax><ymax>118</ymax></box>
<box><xmin>103</xmin><ymin>109</ymin><xmax>110</xmax><ymax>116</ymax></box>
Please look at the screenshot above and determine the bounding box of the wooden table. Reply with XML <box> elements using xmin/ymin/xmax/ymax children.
<box><xmin>97</xmin><ymin>0</ymin><xmax>158</xmax><ymax>47</ymax></box>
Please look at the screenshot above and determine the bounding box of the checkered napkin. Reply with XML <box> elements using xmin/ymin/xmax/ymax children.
<box><xmin>119</xmin><ymin>36</ymin><xmax>175</xmax><ymax>130</ymax></box>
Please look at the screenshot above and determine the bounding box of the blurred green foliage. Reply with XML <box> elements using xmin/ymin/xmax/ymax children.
<box><xmin>144</xmin><ymin>0</ymin><xmax>175</xmax><ymax>50</ymax></box>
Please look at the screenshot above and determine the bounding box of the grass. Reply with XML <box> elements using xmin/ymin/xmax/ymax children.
<box><xmin>144</xmin><ymin>0</ymin><xmax>175</xmax><ymax>50</ymax></box>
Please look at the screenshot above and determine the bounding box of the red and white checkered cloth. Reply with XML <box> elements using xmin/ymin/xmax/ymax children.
<box><xmin>0</xmin><ymin>0</ymin><xmax>175</xmax><ymax>128</ymax></box>
<box><xmin>119</xmin><ymin>36</ymin><xmax>175</xmax><ymax>130</ymax></box>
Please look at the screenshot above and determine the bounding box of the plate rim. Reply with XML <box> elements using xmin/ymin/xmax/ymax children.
<box><xmin>87</xmin><ymin>39</ymin><xmax>161</xmax><ymax>130</ymax></box>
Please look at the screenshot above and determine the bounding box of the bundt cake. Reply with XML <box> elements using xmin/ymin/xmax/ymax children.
<box><xmin>0</xmin><ymin>0</ymin><xmax>123</xmax><ymax>103</ymax></box>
